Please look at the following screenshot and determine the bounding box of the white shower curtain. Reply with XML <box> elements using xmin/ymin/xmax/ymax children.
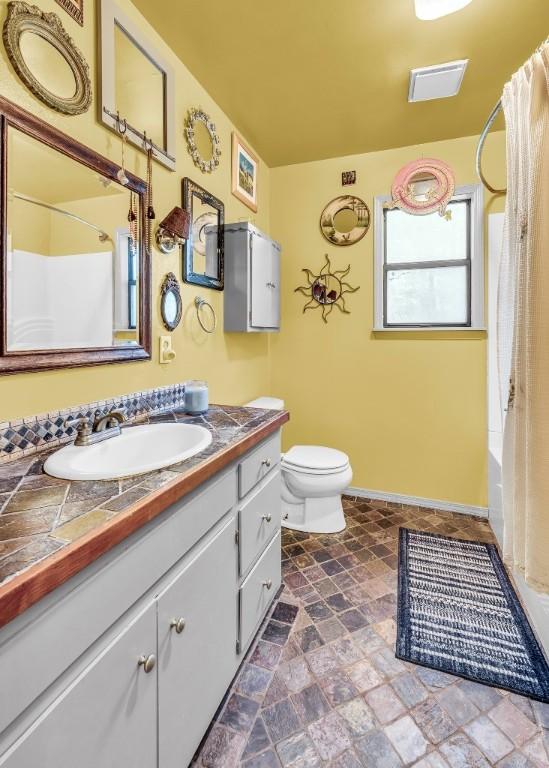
<box><xmin>499</xmin><ymin>43</ymin><xmax>549</xmax><ymax>592</ymax></box>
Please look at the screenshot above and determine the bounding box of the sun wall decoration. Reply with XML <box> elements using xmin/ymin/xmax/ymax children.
<box><xmin>295</xmin><ymin>255</ymin><xmax>360</xmax><ymax>323</ymax></box>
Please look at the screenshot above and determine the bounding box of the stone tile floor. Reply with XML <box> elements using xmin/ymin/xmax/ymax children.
<box><xmin>193</xmin><ymin>496</ymin><xmax>549</xmax><ymax>768</ymax></box>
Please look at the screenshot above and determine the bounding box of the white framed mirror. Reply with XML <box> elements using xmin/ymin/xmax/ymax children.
<box><xmin>98</xmin><ymin>0</ymin><xmax>175</xmax><ymax>170</ymax></box>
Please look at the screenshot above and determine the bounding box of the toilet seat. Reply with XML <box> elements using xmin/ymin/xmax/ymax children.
<box><xmin>282</xmin><ymin>445</ymin><xmax>350</xmax><ymax>476</ymax></box>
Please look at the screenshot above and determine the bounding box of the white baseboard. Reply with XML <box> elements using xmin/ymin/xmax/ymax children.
<box><xmin>346</xmin><ymin>486</ymin><xmax>488</xmax><ymax>519</ymax></box>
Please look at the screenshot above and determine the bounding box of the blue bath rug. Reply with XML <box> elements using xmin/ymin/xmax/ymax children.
<box><xmin>396</xmin><ymin>528</ymin><xmax>549</xmax><ymax>703</ymax></box>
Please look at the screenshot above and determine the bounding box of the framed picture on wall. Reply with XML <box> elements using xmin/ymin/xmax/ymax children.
<box><xmin>55</xmin><ymin>0</ymin><xmax>84</xmax><ymax>25</ymax></box>
<box><xmin>231</xmin><ymin>132</ymin><xmax>258</xmax><ymax>212</ymax></box>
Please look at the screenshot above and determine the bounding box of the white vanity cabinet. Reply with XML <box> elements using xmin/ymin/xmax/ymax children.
<box><xmin>224</xmin><ymin>222</ymin><xmax>281</xmax><ymax>332</ymax></box>
<box><xmin>0</xmin><ymin>602</ymin><xmax>158</xmax><ymax>768</ymax></box>
<box><xmin>0</xmin><ymin>430</ymin><xmax>283</xmax><ymax>768</ymax></box>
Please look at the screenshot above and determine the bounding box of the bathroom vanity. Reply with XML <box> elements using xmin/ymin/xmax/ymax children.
<box><xmin>0</xmin><ymin>405</ymin><xmax>288</xmax><ymax>767</ymax></box>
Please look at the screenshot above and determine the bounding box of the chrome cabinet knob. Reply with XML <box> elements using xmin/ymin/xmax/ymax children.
<box><xmin>262</xmin><ymin>579</ymin><xmax>273</xmax><ymax>590</ymax></box>
<box><xmin>170</xmin><ymin>617</ymin><xmax>186</xmax><ymax>634</ymax></box>
<box><xmin>262</xmin><ymin>513</ymin><xmax>272</xmax><ymax>523</ymax></box>
<box><xmin>138</xmin><ymin>654</ymin><xmax>156</xmax><ymax>673</ymax></box>
<box><xmin>261</xmin><ymin>458</ymin><xmax>272</xmax><ymax>468</ymax></box>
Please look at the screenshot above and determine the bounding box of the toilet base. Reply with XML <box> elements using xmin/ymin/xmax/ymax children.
<box><xmin>282</xmin><ymin>494</ymin><xmax>346</xmax><ymax>534</ymax></box>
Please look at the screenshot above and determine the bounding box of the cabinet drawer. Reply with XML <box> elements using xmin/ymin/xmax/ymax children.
<box><xmin>238</xmin><ymin>433</ymin><xmax>280</xmax><ymax>498</ymax></box>
<box><xmin>238</xmin><ymin>531</ymin><xmax>281</xmax><ymax>653</ymax></box>
<box><xmin>239</xmin><ymin>470</ymin><xmax>281</xmax><ymax>576</ymax></box>
<box><xmin>0</xmin><ymin>602</ymin><xmax>157</xmax><ymax>768</ymax></box>
<box><xmin>157</xmin><ymin>518</ymin><xmax>237</xmax><ymax>768</ymax></box>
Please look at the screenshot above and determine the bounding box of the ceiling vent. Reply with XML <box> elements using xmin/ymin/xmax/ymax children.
<box><xmin>408</xmin><ymin>59</ymin><xmax>468</xmax><ymax>102</ymax></box>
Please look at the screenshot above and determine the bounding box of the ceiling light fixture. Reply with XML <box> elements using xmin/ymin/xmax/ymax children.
<box><xmin>414</xmin><ymin>0</ymin><xmax>472</xmax><ymax>20</ymax></box>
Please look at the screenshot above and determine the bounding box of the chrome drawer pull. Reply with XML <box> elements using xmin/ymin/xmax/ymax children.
<box><xmin>262</xmin><ymin>579</ymin><xmax>273</xmax><ymax>590</ymax></box>
<box><xmin>262</xmin><ymin>513</ymin><xmax>272</xmax><ymax>523</ymax></box>
<box><xmin>170</xmin><ymin>617</ymin><xmax>186</xmax><ymax>634</ymax></box>
<box><xmin>138</xmin><ymin>654</ymin><xmax>156</xmax><ymax>673</ymax></box>
<box><xmin>261</xmin><ymin>458</ymin><xmax>272</xmax><ymax>468</ymax></box>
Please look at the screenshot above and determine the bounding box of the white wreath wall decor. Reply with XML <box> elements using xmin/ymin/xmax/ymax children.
<box><xmin>184</xmin><ymin>107</ymin><xmax>221</xmax><ymax>173</ymax></box>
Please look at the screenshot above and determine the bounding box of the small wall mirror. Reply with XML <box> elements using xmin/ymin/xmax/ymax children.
<box><xmin>0</xmin><ymin>96</ymin><xmax>151</xmax><ymax>374</ymax></box>
<box><xmin>99</xmin><ymin>0</ymin><xmax>175</xmax><ymax>169</ymax></box>
<box><xmin>3</xmin><ymin>2</ymin><xmax>91</xmax><ymax>116</ymax></box>
<box><xmin>320</xmin><ymin>195</ymin><xmax>371</xmax><ymax>246</ymax></box>
<box><xmin>182</xmin><ymin>178</ymin><xmax>224</xmax><ymax>291</ymax></box>
<box><xmin>160</xmin><ymin>273</ymin><xmax>182</xmax><ymax>331</ymax></box>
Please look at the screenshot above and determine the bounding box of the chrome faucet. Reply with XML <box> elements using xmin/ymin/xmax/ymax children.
<box><xmin>65</xmin><ymin>408</ymin><xmax>127</xmax><ymax>446</ymax></box>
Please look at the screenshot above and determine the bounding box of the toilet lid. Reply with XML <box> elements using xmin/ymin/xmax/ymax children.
<box><xmin>282</xmin><ymin>445</ymin><xmax>349</xmax><ymax>473</ymax></box>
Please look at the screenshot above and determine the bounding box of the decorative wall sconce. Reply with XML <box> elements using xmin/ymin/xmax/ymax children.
<box><xmin>155</xmin><ymin>206</ymin><xmax>190</xmax><ymax>254</ymax></box>
<box><xmin>385</xmin><ymin>158</ymin><xmax>455</xmax><ymax>217</ymax></box>
<box><xmin>295</xmin><ymin>254</ymin><xmax>360</xmax><ymax>323</ymax></box>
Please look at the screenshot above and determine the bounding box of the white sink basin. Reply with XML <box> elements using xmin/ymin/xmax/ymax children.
<box><xmin>44</xmin><ymin>423</ymin><xmax>213</xmax><ymax>481</ymax></box>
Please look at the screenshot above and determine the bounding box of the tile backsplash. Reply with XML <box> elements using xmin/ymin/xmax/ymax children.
<box><xmin>0</xmin><ymin>383</ymin><xmax>186</xmax><ymax>464</ymax></box>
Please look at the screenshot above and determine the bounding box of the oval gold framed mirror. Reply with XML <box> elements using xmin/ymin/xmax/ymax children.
<box><xmin>320</xmin><ymin>195</ymin><xmax>371</xmax><ymax>246</ymax></box>
<box><xmin>2</xmin><ymin>2</ymin><xmax>92</xmax><ymax>116</ymax></box>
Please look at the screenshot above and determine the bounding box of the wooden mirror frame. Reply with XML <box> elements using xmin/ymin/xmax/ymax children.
<box><xmin>98</xmin><ymin>0</ymin><xmax>176</xmax><ymax>171</ymax></box>
<box><xmin>182</xmin><ymin>177</ymin><xmax>224</xmax><ymax>292</ymax></box>
<box><xmin>0</xmin><ymin>95</ymin><xmax>151</xmax><ymax>375</ymax></box>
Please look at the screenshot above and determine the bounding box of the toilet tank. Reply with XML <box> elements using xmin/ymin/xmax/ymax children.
<box><xmin>245</xmin><ymin>397</ymin><xmax>284</xmax><ymax>410</ymax></box>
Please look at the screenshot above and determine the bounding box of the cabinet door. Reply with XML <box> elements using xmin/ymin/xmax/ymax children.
<box><xmin>268</xmin><ymin>243</ymin><xmax>281</xmax><ymax>329</ymax></box>
<box><xmin>157</xmin><ymin>518</ymin><xmax>237</xmax><ymax>768</ymax></box>
<box><xmin>1</xmin><ymin>603</ymin><xmax>157</xmax><ymax>768</ymax></box>
<box><xmin>250</xmin><ymin>233</ymin><xmax>279</xmax><ymax>329</ymax></box>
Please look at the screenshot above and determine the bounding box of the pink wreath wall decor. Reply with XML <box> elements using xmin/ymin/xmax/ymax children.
<box><xmin>386</xmin><ymin>158</ymin><xmax>455</xmax><ymax>217</ymax></box>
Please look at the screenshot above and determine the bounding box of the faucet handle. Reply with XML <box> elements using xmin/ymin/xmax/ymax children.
<box><xmin>64</xmin><ymin>416</ymin><xmax>93</xmax><ymax>445</ymax></box>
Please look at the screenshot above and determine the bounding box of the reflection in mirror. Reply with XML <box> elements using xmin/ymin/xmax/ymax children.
<box><xmin>182</xmin><ymin>178</ymin><xmax>224</xmax><ymax>291</ymax></box>
<box><xmin>160</xmin><ymin>272</ymin><xmax>182</xmax><ymax>331</ymax></box>
<box><xmin>332</xmin><ymin>207</ymin><xmax>358</xmax><ymax>234</ymax></box>
<box><xmin>194</xmin><ymin>121</ymin><xmax>214</xmax><ymax>163</ymax></box>
<box><xmin>114</xmin><ymin>22</ymin><xmax>165</xmax><ymax>150</ymax></box>
<box><xmin>19</xmin><ymin>31</ymin><xmax>77</xmax><ymax>99</ymax></box>
<box><xmin>409</xmin><ymin>173</ymin><xmax>439</xmax><ymax>203</ymax></box>
<box><xmin>6</xmin><ymin>126</ymin><xmax>141</xmax><ymax>351</ymax></box>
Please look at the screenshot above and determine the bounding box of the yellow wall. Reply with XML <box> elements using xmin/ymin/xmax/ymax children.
<box><xmin>0</xmin><ymin>0</ymin><xmax>271</xmax><ymax>422</ymax></box>
<box><xmin>270</xmin><ymin>132</ymin><xmax>506</xmax><ymax>508</ymax></box>
<box><xmin>0</xmin><ymin>0</ymin><xmax>507</xmax><ymax>510</ymax></box>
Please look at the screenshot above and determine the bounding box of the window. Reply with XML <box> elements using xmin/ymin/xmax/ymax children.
<box><xmin>127</xmin><ymin>236</ymin><xmax>137</xmax><ymax>330</ymax></box>
<box><xmin>374</xmin><ymin>184</ymin><xmax>484</xmax><ymax>330</ymax></box>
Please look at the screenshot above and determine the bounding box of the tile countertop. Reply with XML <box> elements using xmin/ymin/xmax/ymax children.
<box><xmin>0</xmin><ymin>405</ymin><xmax>289</xmax><ymax>628</ymax></box>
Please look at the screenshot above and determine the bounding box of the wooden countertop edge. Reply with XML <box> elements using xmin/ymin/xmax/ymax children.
<box><xmin>0</xmin><ymin>411</ymin><xmax>289</xmax><ymax>628</ymax></box>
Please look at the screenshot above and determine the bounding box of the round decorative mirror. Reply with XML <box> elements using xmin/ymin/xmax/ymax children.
<box><xmin>387</xmin><ymin>158</ymin><xmax>455</xmax><ymax>217</ymax></box>
<box><xmin>2</xmin><ymin>2</ymin><xmax>92</xmax><ymax>116</ymax></box>
<box><xmin>320</xmin><ymin>195</ymin><xmax>371</xmax><ymax>246</ymax></box>
<box><xmin>160</xmin><ymin>273</ymin><xmax>182</xmax><ymax>331</ymax></box>
<box><xmin>192</xmin><ymin>211</ymin><xmax>218</xmax><ymax>257</ymax></box>
<box><xmin>184</xmin><ymin>108</ymin><xmax>221</xmax><ymax>173</ymax></box>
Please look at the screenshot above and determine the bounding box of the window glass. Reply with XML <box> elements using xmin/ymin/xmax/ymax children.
<box><xmin>386</xmin><ymin>265</ymin><xmax>468</xmax><ymax>326</ymax></box>
<box><xmin>385</xmin><ymin>201</ymin><xmax>469</xmax><ymax>264</ymax></box>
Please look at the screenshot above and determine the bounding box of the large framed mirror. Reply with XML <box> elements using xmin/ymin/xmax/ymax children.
<box><xmin>99</xmin><ymin>0</ymin><xmax>175</xmax><ymax>170</ymax></box>
<box><xmin>0</xmin><ymin>95</ymin><xmax>151</xmax><ymax>374</ymax></box>
<box><xmin>182</xmin><ymin>178</ymin><xmax>224</xmax><ymax>291</ymax></box>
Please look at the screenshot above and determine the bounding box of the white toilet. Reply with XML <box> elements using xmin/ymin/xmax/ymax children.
<box><xmin>245</xmin><ymin>397</ymin><xmax>352</xmax><ymax>534</ymax></box>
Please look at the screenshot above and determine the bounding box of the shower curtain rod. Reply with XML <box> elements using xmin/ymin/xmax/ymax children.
<box><xmin>13</xmin><ymin>192</ymin><xmax>110</xmax><ymax>242</ymax></box>
<box><xmin>476</xmin><ymin>35</ymin><xmax>549</xmax><ymax>195</ymax></box>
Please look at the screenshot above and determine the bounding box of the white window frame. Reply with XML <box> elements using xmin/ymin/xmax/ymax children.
<box><xmin>373</xmin><ymin>184</ymin><xmax>485</xmax><ymax>331</ymax></box>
